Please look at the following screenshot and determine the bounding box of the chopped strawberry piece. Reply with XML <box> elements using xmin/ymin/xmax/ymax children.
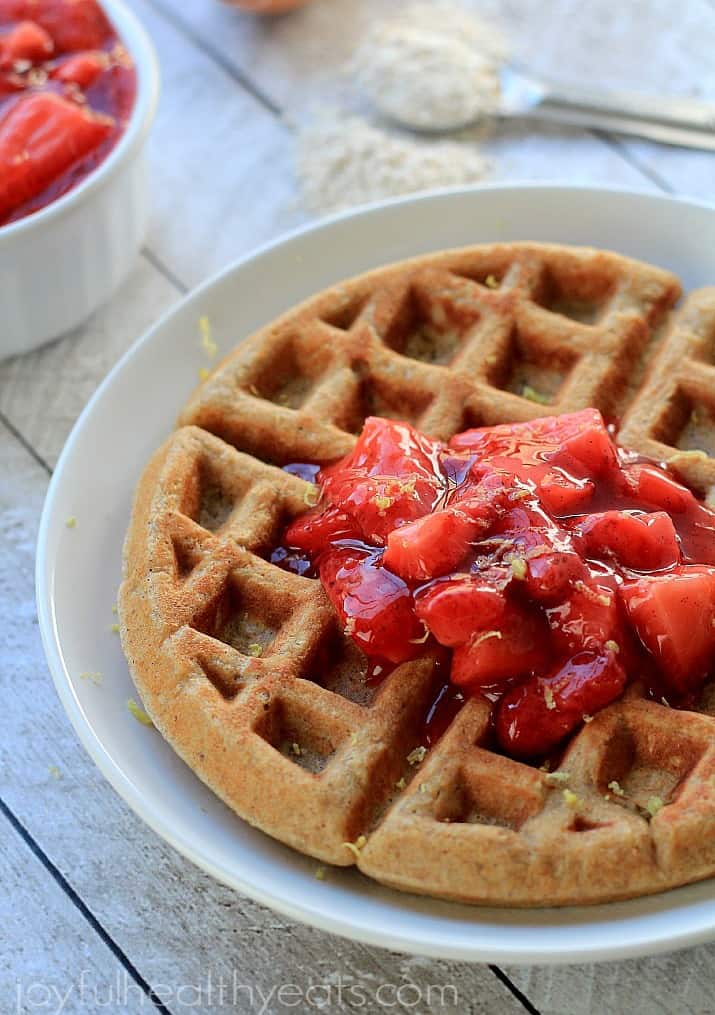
<box><xmin>415</xmin><ymin>576</ymin><xmax>507</xmax><ymax>647</ymax></box>
<box><xmin>621</xmin><ymin>465</ymin><xmax>715</xmax><ymax>565</ymax></box>
<box><xmin>496</xmin><ymin>650</ymin><xmax>627</xmax><ymax>757</ymax></box>
<box><xmin>383</xmin><ymin>508</ymin><xmax>483</xmax><ymax>582</ymax></box>
<box><xmin>620</xmin><ymin>566</ymin><xmax>715</xmax><ymax>692</ymax></box>
<box><xmin>683</xmin><ymin>504</ymin><xmax>715</xmax><ymax>566</ymax></box>
<box><xmin>319</xmin><ymin>417</ymin><xmax>444</xmax><ymax>544</ymax></box>
<box><xmin>319</xmin><ymin>548</ymin><xmax>426</xmax><ymax>664</ymax></box>
<box><xmin>450</xmin><ymin>408</ymin><xmax>617</xmax><ymax>476</ymax></box>
<box><xmin>489</xmin><ymin>504</ymin><xmax>588</xmax><ymax>601</ymax></box>
<box><xmin>450</xmin><ymin>602</ymin><xmax>550</xmax><ymax>690</ymax></box>
<box><xmin>574</xmin><ymin>510</ymin><xmax>680</xmax><ymax>571</ymax></box>
<box><xmin>320</xmin><ymin>473</ymin><xmax>435</xmax><ymax>545</ymax></box>
<box><xmin>625</xmin><ymin>463</ymin><xmax>694</xmax><ymax>514</ymax></box>
<box><xmin>273</xmin><ymin>408</ymin><xmax>715</xmax><ymax>755</ymax></box>
<box><xmin>0</xmin><ymin>91</ymin><xmax>113</xmax><ymax>221</ymax></box>
<box><xmin>523</xmin><ymin>544</ymin><xmax>587</xmax><ymax>602</ymax></box>
<box><xmin>283</xmin><ymin>505</ymin><xmax>361</xmax><ymax>555</ymax></box>
<box><xmin>557</xmin><ymin>413</ymin><xmax>619</xmax><ymax>477</ymax></box>
<box><xmin>0</xmin><ymin>0</ymin><xmax>113</xmax><ymax>53</ymax></box>
<box><xmin>51</xmin><ymin>50</ymin><xmax>107</xmax><ymax>89</ymax></box>
<box><xmin>448</xmin><ymin>467</ymin><xmax>516</xmax><ymax>521</ymax></box>
<box><xmin>321</xmin><ymin>416</ymin><xmax>442</xmax><ymax>483</ymax></box>
<box><xmin>538</xmin><ymin>468</ymin><xmax>595</xmax><ymax>515</ymax></box>
<box><xmin>0</xmin><ymin>20</ymin><xmax>53</xmax><ymax>67</ymax></box>
<box><xmin>546</xmin><ymin>580</ymin><xmax>622</xmax><ymax>655</ymax></box>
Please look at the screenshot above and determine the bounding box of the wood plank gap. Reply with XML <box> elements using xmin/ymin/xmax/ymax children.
<box><xmin>0</xmin><ymin>796</ymin><xmax>177</xmax><ymax>1015</ymax></box>
<box><xmin>489</xmin><ymin>964</ymin><xmax>543</xmax><ymax>1015</ymax></box>
<box><xmin>0</xmin><ymin>409</ymin><xmax>52</xmax><ymax>476</ymax></box>
<box><xmin>143</xmin><ymin>0</ymin><xmax>283</xmax><ymax>118</ymax></box>
<box><xmin>142</xmin><ymin>246</ymin><xmax>189</xmax><ymax>295</ymax></box>
<box><xmin>591</xmin><ymin>130</ymin><xmax>674</xmax><ymax>193</ymax></box>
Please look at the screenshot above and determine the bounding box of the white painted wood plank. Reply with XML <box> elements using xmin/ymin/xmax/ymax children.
<box><xmin>0</xmin><ymin>808</ymin><xmax>133</xmax><ymax>1015</ymax></box>
<box><xmin>503</xmin><ymin>952</ymin><xmax>715</xmax><ymax>1015</ymax></box>
<box><xmin>0</xmin><ymin>257</ymin><xmax>179</xmax><ymax>468</ymax></box>
<box><xmin>0</xmin><ymin>424</ymin><xmax>523</xmax><ymax>1013</ymax></box>
<box><xmin>132</xmin><ymin>0</ymin><xmax>302</xmax><ymax>288</ymax></box>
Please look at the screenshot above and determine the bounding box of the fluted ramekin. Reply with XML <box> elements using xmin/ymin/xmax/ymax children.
<box><xmin>0</xmin><ymin>0</ymin><xmax>159</xmax><ymax>359</ymax></box>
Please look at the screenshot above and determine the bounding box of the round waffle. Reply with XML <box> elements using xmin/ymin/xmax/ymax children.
<box><xmin>119</xmin><ymin>242</ymin><xmax>715</xmax><ymax>906</ymax></box>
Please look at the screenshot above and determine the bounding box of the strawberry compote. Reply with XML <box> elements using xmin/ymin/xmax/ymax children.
<box><xmin>0</xmin><ymin>0</ymin><xmax>136</xmax><ymax>226</ymax></box>
<box><xmin>277</xmin><ymin>410</ymin><xmax>715</xmax><ymax>760</ymax></box>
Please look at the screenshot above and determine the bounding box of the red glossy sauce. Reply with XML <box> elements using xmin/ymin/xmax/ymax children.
<box><xmin>274</xmin><ymin>413</ymin><xmax>715</xmax><ymax>759</ymax></box>
<box><xmin>0</xmin><ymin>0</ymin><xmax>137</xmax><ymax>226</ymax></box>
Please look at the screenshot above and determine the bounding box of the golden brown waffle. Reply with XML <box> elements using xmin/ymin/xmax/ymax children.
<box><xmin>120</xmin><ymin>242</ymin><xmax>715</xmax><ymax>906</ymax></box>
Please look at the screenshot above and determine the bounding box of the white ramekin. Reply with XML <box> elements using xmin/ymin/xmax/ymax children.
<box><xmin>0</xmin><ymin>0</ymin><xmax>160</xmax><ymax>359</ymax></box>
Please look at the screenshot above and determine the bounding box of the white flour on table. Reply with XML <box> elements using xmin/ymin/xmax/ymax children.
<box><xmin>295</xmin><ymin>112</ymin><xmax>491</xmax><ymax>215</ymax></box>
<box><xmin>293</xmin><ymin>1</ymin><xmax>507</xmax><ymax>214</ymax></box>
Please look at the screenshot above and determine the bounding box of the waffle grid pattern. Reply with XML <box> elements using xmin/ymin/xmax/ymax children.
<box><xmin>120</xmin><ymin>244</ymin><xmax>715</xmax><ymax>904</ymax></box>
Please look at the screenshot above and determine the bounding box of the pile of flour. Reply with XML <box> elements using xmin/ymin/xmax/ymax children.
<box><xmin>354</xmin><ymin>1</ymin><xmax>508</xmax><ymax>131</ymax></box>
<box><xmin>294</xmin><ymin>2</ymin><xmax>508</xmax><ymax>215</ymax></box>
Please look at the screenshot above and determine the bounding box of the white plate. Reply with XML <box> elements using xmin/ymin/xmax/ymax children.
<box><xmin>37</xmin><ymin>184</ymin><xmax>715</xmax><ymax>965</ymax></box>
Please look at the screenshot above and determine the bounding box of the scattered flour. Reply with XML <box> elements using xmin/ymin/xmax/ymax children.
<box><xmin>295</xmin><ymin>112</ymin><xmax>491</xmax><ymax>215</ymax></box>
<box><xmin>354</xmin><ymin>2</ymin><xmax>509</xmax><ymax>131</ymax></box>
<box><xmin>294</xmin><ymin>2</ymin><xmax>506</xmax><ymax>215</ymax></box>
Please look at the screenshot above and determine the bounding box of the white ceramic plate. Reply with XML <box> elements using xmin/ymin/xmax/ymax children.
<box><xmin>37</xmin><ymin>185</ymin><xmax>715</xmax><ymax>964</ymax></box>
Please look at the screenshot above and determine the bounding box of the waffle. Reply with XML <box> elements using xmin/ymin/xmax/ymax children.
<box><xmin>120</xmin><ymin>242</ymin><xmax>715</xmax><ymax>906</ymax></box>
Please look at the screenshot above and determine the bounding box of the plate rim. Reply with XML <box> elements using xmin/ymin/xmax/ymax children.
<box><xmin>36</xmin><ymin>182</ymin><xmax>715</xmax><ymax>965</ymax></box>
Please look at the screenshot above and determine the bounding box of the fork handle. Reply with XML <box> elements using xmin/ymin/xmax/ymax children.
<box><xmin>537</xmin><ymin>80</ymin><xmax>715</xmax><ymax>134</ymax></box>
<box><xmin>522</xmin><ymin>101</ymin><xmax>715</xmax><ymax>152</ymax></box>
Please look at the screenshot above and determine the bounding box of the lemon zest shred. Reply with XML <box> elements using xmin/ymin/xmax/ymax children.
<box><xmin>544</xmin><ymin>686</ymin><xmax>556</xmax><ymax>711</ymax></box>
<box><xmin>484</xmin><ymin>274</ymin><xmax>500</xmax><ymax>289</ymax></box>
<box><xmin>645</xmin><ymin>796</ymin><xmax>664</xmax><ymax>818</ymax></box>
<box><xmin>575</xmin><ymin>581</ymin><xmax>611</xmax><ymax>607</ymax></box>
<box><xmin>510</xmin><ymin>557</ymin><xmax>527</xmax><ymax>580</ymax></box>
<box><xmin>65</xmin><ymin>516</ymin><xmax>77</xmax><ymax>529</ymax></box>
<box><xmin>80</xmin><ymin>671</ymin><xmax>102</xmax><ymax>686</ymax></box>
<box><xmin>407</xmin><ymin>746</ymin><xmax>427</xmax><ymax>766</ymax></box>
<box><xmin>48</xmin><ymin>765</ymin><xmax>62</xmax><ymax>780</ymax></box>
<box><xmin>127</xmin><ymin>698</ymin><xmax>154</xmax><ymax>728</ymax></box>
<box><xmin>342</xmin><ymin>834</ymin><xmax>367</xmax><ymax>860</ymax></box>
<box><xmin>471</xmin><ymin>629</ymin><xmax>502</xmax><ymax>648</ymax></box>
<box><xmin>199</xmin><ymin>315</ymin><xmax>217</xmax><ymax>358</ymax></box>
<box><xmin>246</xmin><ymin>643</ymin><xmax>263</xmax><ymax>657</ymax></box>
<box><xmin>608</xmin><ymin>780</ymin><xmax>626</xmax><ymax>797</ymax></box>
<box><xmin>314</xmin><ymin>866</ymin><xmax>326</xmax><ymax>881</ymax></box>
<box><xmin>544</xmin><ymin>771</ymin><xmax>570</xmax><ymax>786</ymax></box>
<box><xmin>522</xmin><ymin>385</ymin><xmax>550</xmax><ymax>405</ymax></box>
<box><xmin>110</xmin><ymin>623</ymin><xmax>120</xmax><ymax>634</ymax></box>
<box><xmin>563</xmin><ymin>788</ymin><xmax>581</xmax><ymax>808</ymax></box>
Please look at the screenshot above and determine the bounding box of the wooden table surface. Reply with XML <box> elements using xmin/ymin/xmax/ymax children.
<box><xmin>3</xmin><ymin>1</ymin><xmax>715</xmax><ymax>1012</ymax></box>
